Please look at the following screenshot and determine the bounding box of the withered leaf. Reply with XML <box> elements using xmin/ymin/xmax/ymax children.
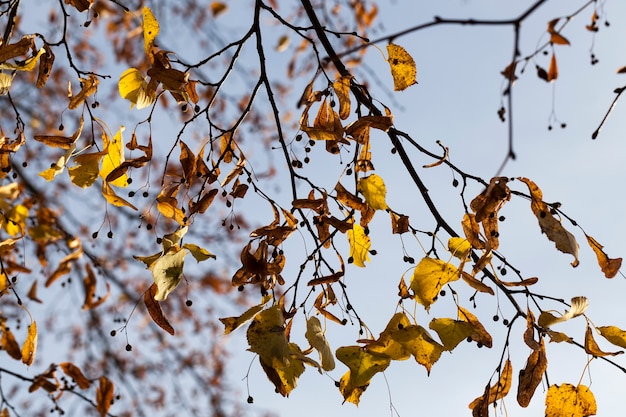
<box><xmin>584</xmin><ymin>324</ymin><xmax>623</xmax><ymax>357</ymax></box>
<box><xmin>95</xmin><ymin>376</ymin><xmax>114</xmax><ymax>417</ymax></box>
<box><xmin>34</xmin><ymin>115</ymin><xmax>84</xmax><ymax>149</ymax></box>
<box><xmin>390</xmin><ymin>212</ymin><xmax>409</xmax><ymax>234</ymax></box>
<box><xmin>517</xmin><ymin>339</ymin><xmax>547</xmax><ymax>407</ymax></box>
<box><xmin>27</xmin><ymin>280</ymin><xmax>43</xmax><ymax>303</ymax></box>
<box><xmin>68</xmin><ymin>75</ymin><xmax>99</xmax><ymax>110</ymax></box>
<box><xmin>460</xmin><ymin>271</ymin><xmax>495</xmax><ymax>295</ymax></box>
<box><xmin>586</xmin><ymin>234</ymin><xmax>622</xmax><ymax>278</ymax></box>
<box><xmin>333</xmin><ymin>75</ymin><xmax>352</xmax><ymax>120</ymax></box>
<box><xmin>469</xmin><ymin>359</ymin><xmax>512</xmax><ymax>414</ymax></box>
<box><xmin>518</xmin><ymin>177</ymin><xmax>579</xmax><ymax>266</ymax></box>
<box><xmin>547</xmin><ymin>53</ymin><xmax>558</xmax><ymax>82</ymax></box>
<box><xmin>1</xmin><ymin>322</ymin><xmax>22</xmax><ymax>360</ymax></box>
<box><xmin>60</xmin><ymin>362</ymin><xmax>91</xmax><ymax>389</ymax></box>
<box><xmin>36</xmin><ymin>44</ymin><xmax>54</xmax><ymax>88</ymax></box>
<box><xmin>144</xmin><ymin>283</ymin><xmax>175</xmax><ymax>335</ymax></box>
<box><xmin>523</xmin><ymin>309</ymin><xmax>542</xmax><ymax>350</ymax></box>
<box><xmin>0</xmin><ymin>36</ymin><xmax>34</xmax><ymax>64</ymax></box>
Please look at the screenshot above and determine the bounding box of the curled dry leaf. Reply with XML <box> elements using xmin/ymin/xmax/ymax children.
<box><xmin>584</xmin><ymin>324</ymin><xmax>623</xmax><ymax>357</ymax></box>
<box><xmin>469</xmin><ymin>359</ymin><xmax>512</xmax><ymax>414</ymax></box>
<box><xmin>144</xmin><ymin>283</ymin><xmax>175</xmax><ymax>335</ymax></box>
<box><xmin>95</xmin><ymin>376</ymin><xmax>115</xmax><ymax>417</ymax></box>
<box><xmin>518</xmin><ymin>177</ymin><xmax>579</xmax><ymax>266</ymax></box>
<box><xmin>60</xmin><ymin>362</ymin><xmax>91</xmax><ymax>389</ymax></box>
<box><xmin>517</xmin><ymin>339</ymin><xmax>547</xmax><ymax>407</ymax></box>
<box><xmin>586</xmin><ymin>234</ymin><xmax>622</xmax><ymax>278</ymax></box>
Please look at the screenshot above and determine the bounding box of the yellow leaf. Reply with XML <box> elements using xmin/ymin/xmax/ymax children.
<box><xmin>358</xmin><ymin>174</ymin><xmax>388</xmax><ymax>210</ymax></box>
<box><xmin>389</xmin><ymin>324</ymin><xmax>443</xmax><ymax>374</ymax></box>
<box><xmin>0</xmin><ymin>47</ymin><xmax>46</xmax><ymax>71</ymax></box>
<box><xmin>347</xmin><ymin>223</ymin><xmax>371</xmax><ymax>267</ymax></box>
<box><xmin>597</xmin><ymin>325</ymin><xmax>626</xmax><ymax>349</ymax></box>
<box><xmin>305</xmin><ymin>316</ymin><xmax>335</xmax><ymax>371</ymax></box>
<box><xmin>4</xmin><ymin>204</ymin><xmax>28</xmax><ymax>236</ymax></box>
<box><xmin>182</xmin><ymin>243</ymin><xmax>216</xmax><ymax>262</ymax></box>
<box><xmin>429</xmin><ymin>317</ymin><xmax>474</xmax><ymax>351</ymax></box>
<box><xmin>39</xmin><ymin>143</ymin><xmax>76</xmax><ymax>182</ymax></box>
<box><xmin>448</xmin><ymin>237</ymin><xmax>472</xmax><ymax>260</ymax></box>
<box><xmin>149</xmin><ymin>248</ymin><xmax>186</xmax><ymax>301</ymax></box>
<box><xmin>219</xmin><ymin>296</ymin><xmax>270</xmax><ymax>335</ymax></box>
<box><xmin>68</xmin><ymin>151</ymin><xmax>103</xmax><ymax>188</ymax></box>
<box><xmin>336</xmin><ymin>346</ymin><xmax>391</xmax><ymax>405</ymax></box>
<box><xmin>387</xmin><ymin>43</ymin><xmax>417</xmax><ymax>91</ymax></box>
<box><xmin>545</xmin><ymin>384</ymin><xmax>597</xmax><ymax>417</ymax></box>
<box><xmin>101</xmin><ymin>182</ymin><xmax>137</xmax><ymax>210</ymax></box>
<box><xmin>100</xmin><ymin>128</ymin><xmax>129</xmax><ymax>187</ymax></box>
<box><xmin>21</xmin><ymin>321</ymin><xmax>37</xmax><ymax>366</ymax></box>
<box><xmin>546</xmin><ymin>329</ymin><xmax>573</xmax><ymax>343</ymax></box>
<box><xmin>410</xmin><ymin>257</ymin><xmax>459</xmax><ymax>311</ymax></box>
<box><xmin>586</xmin><ymin>234</ymin><xmax>622</xmax><ymax>278</ymax></box>
<box><xmin>458</xmin><ymin>305</ymin><xmax>492</xmax><ymax>348</ymax></box>
<box><xmin>264</xmin><ymin>342</ymin><xmax>306</xmax><ymax>396</ymax></box>
<box><xmin>366</xmin><ymin>312</ymin><xmax>412</xmax><ymax>360</ymax></box>
<box><xmin>469</xmin><ymin>359</ymin><xmax>513</xmax><ymax>412</ymax></box>
<box><xmin>119</xmin><ymin>68</ymin><xmax>155</xmax><ymax>109</ymax></box>
<box><xmin>518</xmin><ymin>177</ymin><xmax>579</xmax><ymax>266</ymax></box>
<box><xmin>584</xmin><ymin>324</ymin><xmax>623</xmax><ymax>356</ymax></box>
<box><xmin>143</xmin><ymin>7</ymin><xmax>160</xmax><ymax>57</ymax></box>
<box><xmin>246</xmin><ymin>305</ymin><xmax>291</xmax><ymax>369</ymax></box>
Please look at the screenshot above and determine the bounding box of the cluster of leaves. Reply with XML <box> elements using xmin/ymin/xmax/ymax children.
<box><xmin>1</xmin><ymin>1</ymin><xmax>626</xmax><ymax>417</ymax></box>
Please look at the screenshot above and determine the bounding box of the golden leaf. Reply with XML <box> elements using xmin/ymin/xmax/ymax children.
<box><xmin>545</xmin><ymin>384</ymin><xmax>597</xmax><ymax>417</ymax></box>
<box><xmin>584</xmin><ymin>324</ymin><xmax>623</xmax><ymax>356</ymax></box>
<box><xmin>100</xmin><ymin>128</ymin><xmax>129</xmax><ymax>187</ymax></box>
<box><xmin>119</xmin><ymin>68</ymin><xmax>155</xmax><ymax>109</ymax></box>
<box><xmin>460</xmin><ymin>271</ymin><xmax>495</xmax><ymax>295</ymax></box>
<box><xmin>429</xmin><ymin>317</ymin><xmax>474</xmax><ymax>351</ymax></box>
<box><xmin>336</xmin><ymin>345</ymin><xmax>391</xmax><ymax>405</ymax></box>
<box><xmin>68</xmin><ymin>151</ymin><xmax>103</xmax><ymax>188</ymax></box>
<box><xmin>469</xmin><ymin>359</ymin><xmax>512</xmax><ymax>412</ymax></box>
<box><xmin>517</xmin><ymin>339</ymin><xmax>547</xmax><ymax>407</ymax></box>
<box><xmin>34</xmin><ymin>114</ymin><xmax>84</xmax><ymax>149</ymax></box>
<box><xmin>390</xmin><ymin>324</ymin><xmax>444</xmax><ymax>374</ymax></box>
<box><xmin>347</xmin><ymin>223</ymin><xmax>371</xmax><ymax>267</ymax></box>
<box><xmin>143</xmin><ymin>7</ymin><xmax>160</xmax><ymax>58</ymax></box>
<box><xmin>182</xmin><ymin>243</ymin><xmax>215</xmax><ymax>262</ymax></box>
<box><xmin>21</xmin><ymin>321</ymin><xmax>37</xmax><ymax>366</ymax></box>
<box><xmin>597</xmin><ymin>325</ymin><xmax>626</xmax><ymax>349</ymax></box>
<box><xmin>448</xmin><ymin>237</ymin><xmax>472</xmax><ymax>260</ymax></box>
<box><xmin>410</xmin><ymin>257</ymin><xmax>459</xmax><ymax>311</ymax></box>
<box><xmin>219</xmin><ymin>296</ymin><xmax>271</xmax><ymax>335</ymax></box>
<box><xmin>461</xmin><ymin>213</ymin><xmax>485</xmax><ymax>250</ymax></box>
<box><xmin>333</xmin><ymin>75</ymin><xmax>352</xmax><ymax>120</ymax></box>
<box><xmin>260</xmin><ymin>343</ymin><xmax>306</xmax><ymax>397</ymax></box>
<box><xmin>458</xmin><ymin>305</ymin><xmax>492</xmax><ymax>348</ymax></box>
<box><xmin>358</xmin><ymin>173</ymin><xmax>388</xmax><ymax>210</ymax></box>
<box><xmin>387</xmin><ymin>43</ymin><xmax>417</xmax><ymax>91</ymax></box>
<box><xmin>60</xmin><ymin>362</ymin><xmax>91</xmax><ymax>389</ymax></box>
<box><xmin>210</xmin><ymin>1</ymin><xmax>228</xmax><ymax>17</ymax></box>
<box><xmin>366</xmin><ymin>312</ymin><xmax>412</xmax><ymax>360</ymax></box>
<box><xmin>586</xmin><ymin>234</ymin><xmax>622</xmax><ymax>278</ymax></box>
<box><xmin>101</xmin><ymin>182</ymin><xmax>137</xmax><ymax>210</ymax></box>
<box><xmin>246</xmin><ymin>305</ymin><xmax>290</xmax><ymax>369</ymax></box>
<box><xmin>518</xmin><ymin>177</ymin><xmax>579</xmax><ymax>266</ymax></box>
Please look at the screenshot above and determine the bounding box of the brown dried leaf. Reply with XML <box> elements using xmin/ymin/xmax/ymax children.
<box><xmin>144</xmin><ymin>283</ymin><xmax>175</xmax><ymax>335</ymax></box>
<box><xmin>500</xmin><ymin>277</ymin><xmax>539</xmax><ymax>287</ymax></box>
<box><xmin>68</xmin><ymin>75</ymin><xmax>98</xmax><ymax>110</ymax></box>
<box><xmin>462</xmin><ymin>213</ymin><xmax>485</xmax><ymax>250</ymax></box>
<box><xmin>470</xmin><ymin>177</ymin><xmax>510</xmax><ymax>223</ymax></box>
<box><xmin>60</xmin><ymin>362</ymin><xmax>91</xmax><ymax>389</ymax></box>
<box><xmin>390</xmin><ymin>212</ymin><xmax>409</xmax><ymax>234</ymax></box>
<box><xmin>36</xmin><ymin>44</ymin><xmax>54</xmax><ymax>88</ymax></box>
<box><xmin>518</xmin><ymin>177</ymin><xmax>579</xmax><ymax>266</ymax></box>
<box><xmin>64</xmin><ymin>0</ymin><xmax>93</xmax><ymax>12</ymax></box>
<box><xmin>501</xmin><ymin>61</ymin><xmax>518</xmax><ymax>81</ymax></box>
<box><xmin>517</xmin><ymin>338</ymin><xmax>547</xmax><ymax>407</ymax></box>
<box><xmin>27</xmin><ymin>280</ymin><xmax>43</xmax><ymax>303</ymax></box>
<box><xmin>102</xmin><ymin>182</ymin><xmax>138</xmax><ymax>210</ymax></box>
<box><xmin>469</xmin><ymin>359</ymin><xmax>512</xmax><ymax>413</ymax></box>
<box><xmin>584</xmin><ymin>324</ymin><xmax>623</xmax><ymax>357</ymax></box>
<box><xmin>461</xmin><ymin>271</ymin><xmax>495</xmax><ymax>295</ymax></box>
<box><xmin>547</xmin><ymin>53</ymin><xmax>558</xmax><ymax>81</ymax></box>
<box><xmin>459</xmin><ymin>305</ymin><xmax>492</xmax><ymax>348</ymax></box>
<box><xmin>586</xmin><ymin>234</ymin><xmax>622</xmax><ymax>278</ymax></box>
<box><xmin>1</xmin><ymin>322</ymin><xmax>22</xmax><ymax>360</ymax></box>
<box><xmin>34</xmin><ymin>115</ymin><xmax>84</xmax><ymax>149</ymax></box>
<box><xmin>96</xmin><ymin>376</ymin><xmax>114</xmax><ymax>417</ymax></box>
<box><xmin>333</xmin><ymin>75</ymin><xmax>352</xmax><ymax>120</ymax></box>
<box><xmin>0</xmin><ymin>36</ymin><xmax>34</xmax><ymax>64</ymax></box>
<box><xmin>523</xmin><ymin>309</ymin><xmax>541</xmax><ymax>350</ymax></box>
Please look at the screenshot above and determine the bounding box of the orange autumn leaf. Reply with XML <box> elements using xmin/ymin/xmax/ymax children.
<box><xmin>469</xmin><ymin>359</ymin><xmax>513</xmax><ymax>413</ymax></box>
<box><xmin>144</xmin><ymin>283</ymin><xmax>175</xmax><ymax>335</ymax></box>
<box><xmin>60</xmin><ymin>362</ymin><xmax>91</xmax><ymax>389</ymax></box>
<box><xmin>548</xmin><ymin>52</ymin><xmax>558</xmax><ymax>81</ymax></box>
<box><xmin>21</xmin><ymin>321</ymin><xmax>37</xmax><ymax>366</ymax></box>
<box><xmin>586</xmin><ymin>234</ymin><xmax>622</xmax><ymax>278</ymax></box>
<box><xmin>517</xmin><ymin>338</ymin><xmax>548</xmax><ymax>407</ymax></box>
<box><xmin>95</xmin><ymin>376</ymin><xmax>115</xmax><ymax>417</ymax></box>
